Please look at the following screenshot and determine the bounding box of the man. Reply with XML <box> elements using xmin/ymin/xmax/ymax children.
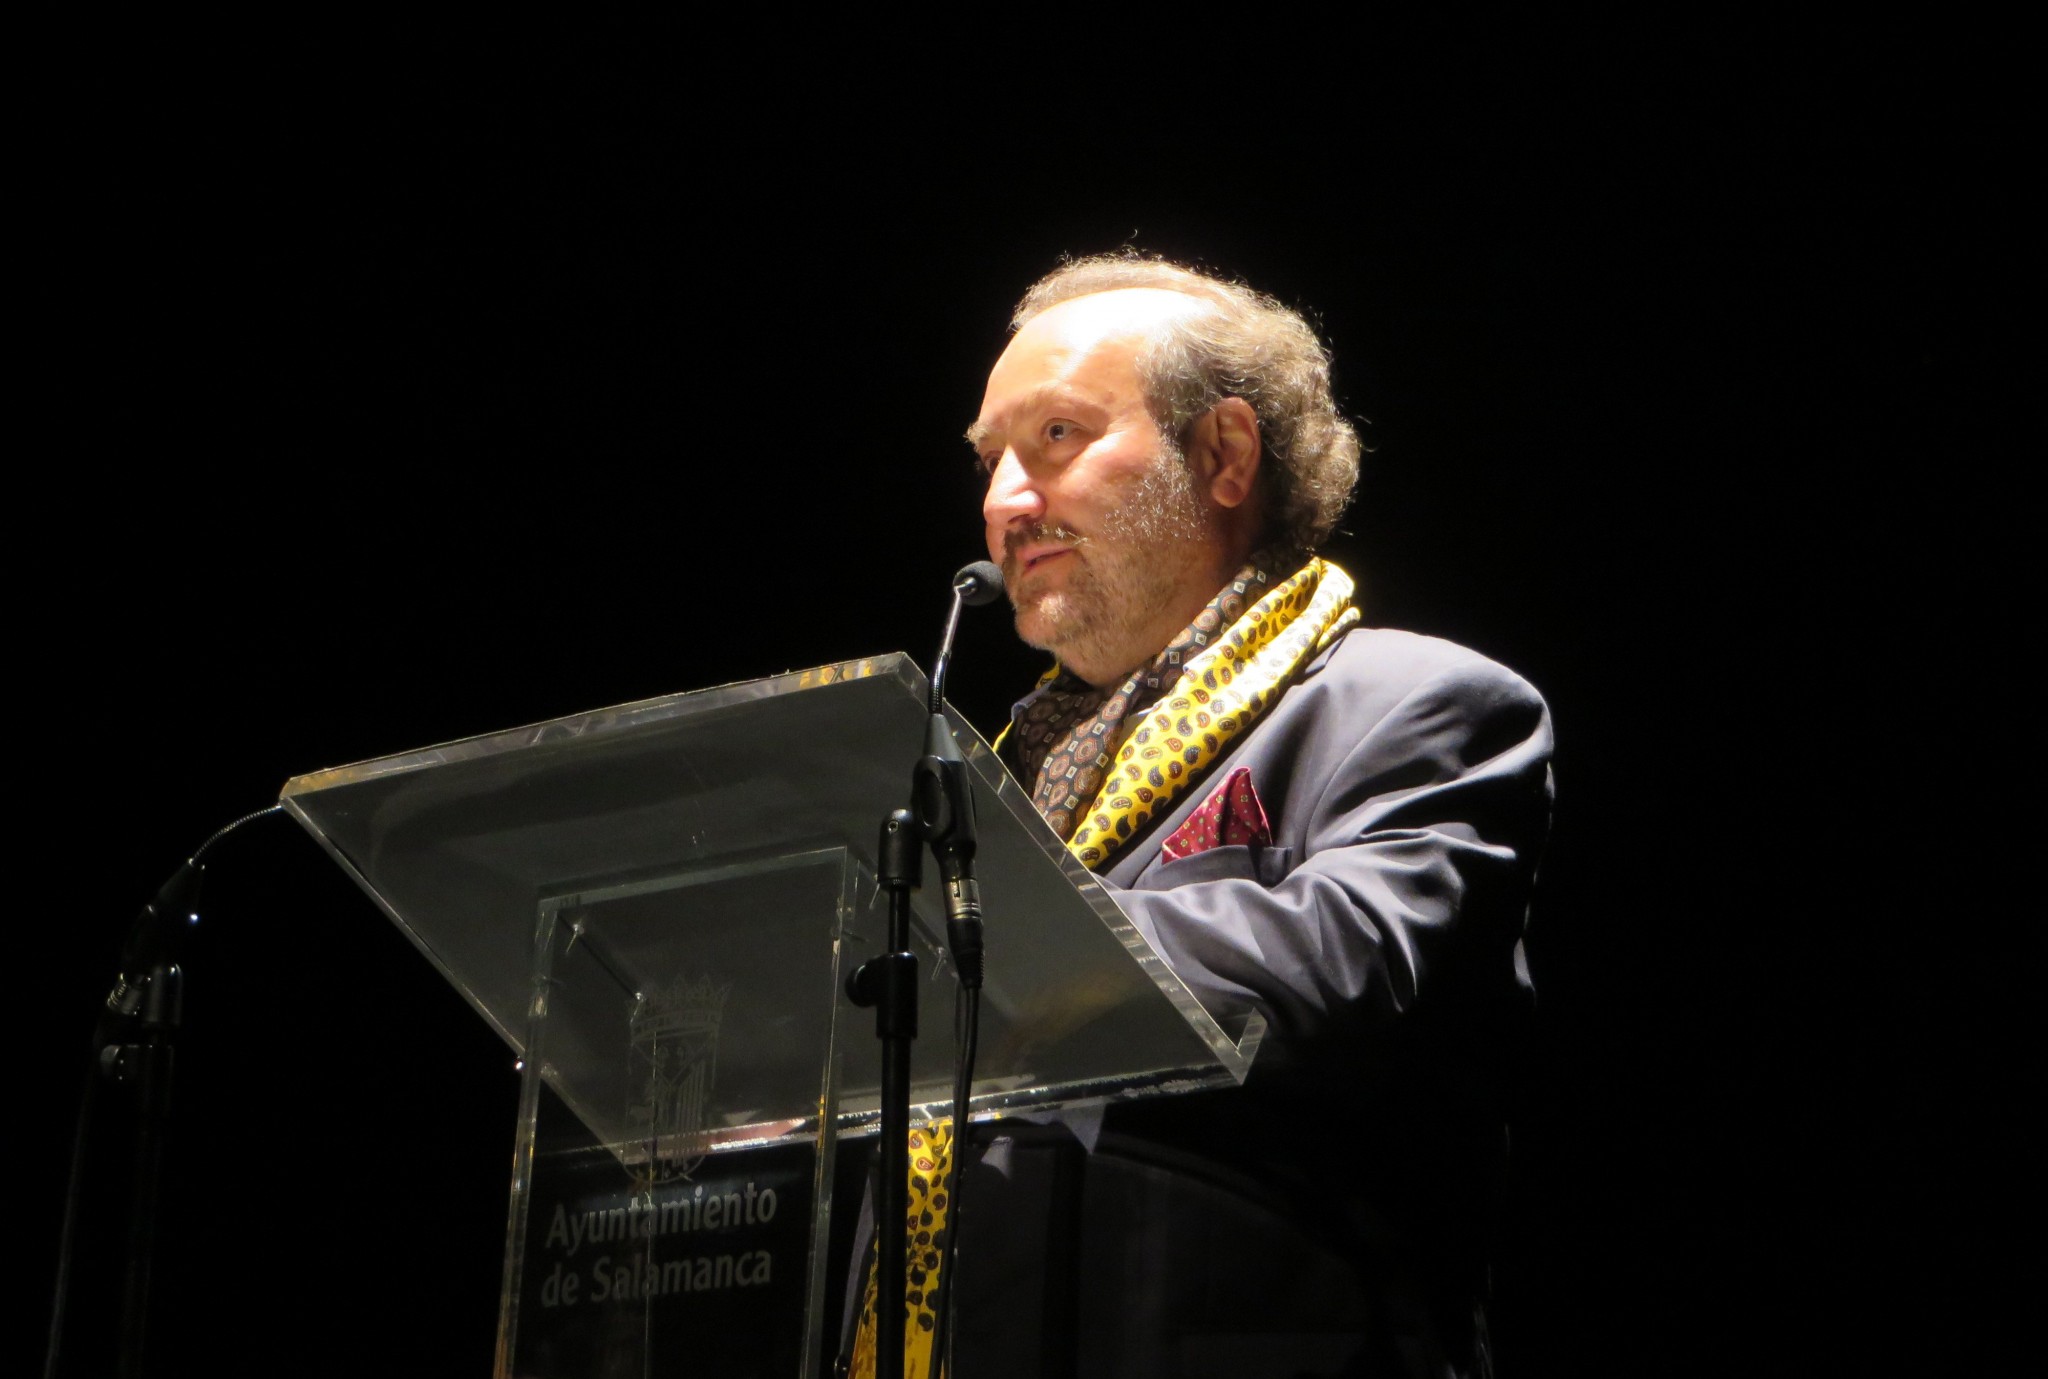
<box><xmin>951</xmin><ymin>254</ymin><xmax>1554</xmax><ymax>1379</ymax></box>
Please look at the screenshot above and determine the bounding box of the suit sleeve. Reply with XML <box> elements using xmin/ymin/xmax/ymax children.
<box><xmin>1110</xmin><ymin>658</ymin><xmax>1554</xmax><ymax>1042</ymax></box>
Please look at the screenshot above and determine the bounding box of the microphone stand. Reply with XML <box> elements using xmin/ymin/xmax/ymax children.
<box><xmin>844</xmin><ymin>563</ymin><xmax>1000</xmax><ymax>1379</ymax></box>
<box><xmin>844</xmin><ymin>811</ymin><xmax>921</xmax><ymax>1379</ymax></box>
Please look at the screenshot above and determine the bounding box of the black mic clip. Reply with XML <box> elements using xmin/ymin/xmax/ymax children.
<box><xmin>914</xmin><ymin>715</ymin><xmax>983</xmax><ymax>991</ymax></box>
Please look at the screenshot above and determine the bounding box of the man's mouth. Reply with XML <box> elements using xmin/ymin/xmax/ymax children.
<box><xmin>1004</xmin><ymin>527</ymin><xmax>1085</xmax><ymax>579</ymax></box>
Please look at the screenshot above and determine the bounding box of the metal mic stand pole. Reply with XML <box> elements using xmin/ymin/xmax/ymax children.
<box><xmin>845</xmin><ymin>809</ymin><xmax>922</xmax><ymax>1379</ymax></box>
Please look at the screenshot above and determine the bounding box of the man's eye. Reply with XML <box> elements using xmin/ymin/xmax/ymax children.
<box><xmin>1046</xmin><ymin>422</ymin><xmax>1073</xmax><ymax>443</ymax></box>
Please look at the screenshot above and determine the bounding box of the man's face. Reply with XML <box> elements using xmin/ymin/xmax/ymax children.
<box><xmin>969</xmin><ymin>290</ymin><xmax>1224</xmax><ymax>685</ymax></box>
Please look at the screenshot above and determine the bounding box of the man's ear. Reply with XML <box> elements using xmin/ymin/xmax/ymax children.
<box><xmin>1194</xmin><ymin>397</ymin><xmax>1262</xmax><ymax>509</ymax></box>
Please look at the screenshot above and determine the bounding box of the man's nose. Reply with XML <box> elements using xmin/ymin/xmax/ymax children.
<box><xmin>981</xmin><ymin>450</ymin><xmax>1045</xmax><ymax>542</ymax></box>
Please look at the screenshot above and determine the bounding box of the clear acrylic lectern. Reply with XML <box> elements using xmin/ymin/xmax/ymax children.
<box><xmin>280</xmin><ymin>654</ymin><xmax>1264</xmax><ymax>1378</ymax></box>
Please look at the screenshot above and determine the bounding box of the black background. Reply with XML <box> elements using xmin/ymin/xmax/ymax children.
<box><xmin>25</xmin><ymin>27</ymin><xmax>2028</xmax><ymax>1378</ymax></box>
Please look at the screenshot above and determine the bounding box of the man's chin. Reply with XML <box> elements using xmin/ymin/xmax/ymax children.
<box><xmin>1012</xmin><ymin>606</ymin><xmax>1059</xmax><ymax>655</ymax></box>
<box><xmin>1013</xmin><ymin>594</ymin><xmax>1086</xmax><ymax>658</ymax></box>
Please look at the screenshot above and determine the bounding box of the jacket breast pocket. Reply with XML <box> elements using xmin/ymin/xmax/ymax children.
<box><xmin>1133</xmin><ymin>844</ymin><xmax>1295</xmax><ymax>891</ymax></box>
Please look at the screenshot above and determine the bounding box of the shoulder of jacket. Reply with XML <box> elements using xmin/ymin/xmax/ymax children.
<box><xmin>1314</xmin><ymin>625</ymin><xmax>1506</xmax><ymax>678</ymax></box>
<box><xmin>1309</xmin><ymin>626</ymin><xmax>1548</xmax><ymax>713</ymax></box>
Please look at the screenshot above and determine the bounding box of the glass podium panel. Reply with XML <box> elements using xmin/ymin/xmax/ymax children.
<box><xmin>503</xmin><ymin>849</ymin><xmax>858</xmax><ymax>1377</ymax></box>
<box><xmin>281</xmin><ymin>654</ymin><xmax>1268</xmax><ymax>1377</ymax></box>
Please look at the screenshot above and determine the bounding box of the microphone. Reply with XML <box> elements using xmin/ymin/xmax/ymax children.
<box><xmin>918</xmin><ymin>560</ymin><xmax>1005</xmax><ymax>988</ymax></box>
<box><xmin>930</xmin><ymin>561</ymin><xmax>1004</xmax><ymax>712</ymax></box>
<box><xmin>954</xmin><ymin>560</ymin><xmax>1005</xmax><ymax>607</ymax></box>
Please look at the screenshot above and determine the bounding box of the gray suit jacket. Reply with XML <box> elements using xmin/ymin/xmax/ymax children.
<box><xmin>1106</xmin><ymin>625</ymin><xmax>1553</xmax><ymax>1052</ymax></box>
<box><xmin>973</xmin><ymin>627</ymin><xmax>1553</xmax><ymax>1379</ymax></box>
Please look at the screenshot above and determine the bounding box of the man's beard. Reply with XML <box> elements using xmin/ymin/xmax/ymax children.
<box><xmin>1003</xmin><ymin>447</ymin><xmax>1216</xmax><ymax>676</ymax></box>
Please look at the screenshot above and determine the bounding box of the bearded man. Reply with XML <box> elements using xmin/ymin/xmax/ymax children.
<box><xmin>863</xmin><ymin>256</ymin><xmax>1554</xmax><ymax>1379</ymax></box>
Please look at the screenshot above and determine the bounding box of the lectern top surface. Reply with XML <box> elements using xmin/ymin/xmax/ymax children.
<box><xmin>281</xmin><ymin>654</ymin><xmax>1260</xmax><ymax>1149</ymax></box>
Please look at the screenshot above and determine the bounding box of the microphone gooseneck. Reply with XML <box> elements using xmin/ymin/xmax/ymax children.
<box><xmin>930</xmin><ymin>561</ymin><xmax>1005</xmax><ymax>713</ymax></box>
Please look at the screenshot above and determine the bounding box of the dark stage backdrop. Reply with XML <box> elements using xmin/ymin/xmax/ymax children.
<box><xmin>26</xmin><ymin>37</ymin><xmax>2025</xmax><ymax>1378</ymax></box>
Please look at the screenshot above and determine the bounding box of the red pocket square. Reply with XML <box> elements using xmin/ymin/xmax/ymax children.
<box><xmin>1160</xmin><ymin>767</ymin><xmax>1273</xmax><ymax>861</ymax></box>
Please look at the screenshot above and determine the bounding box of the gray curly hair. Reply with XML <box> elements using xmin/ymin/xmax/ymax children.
<box><xmin>1012</xmin><ymin>252</ymin><xmax>1361</xmax><ymax>554</ymax></box>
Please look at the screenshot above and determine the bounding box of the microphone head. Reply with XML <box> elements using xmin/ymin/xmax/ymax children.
<box><xmin>953</xmin><ymin>560</ymin><xmax>1005</xmax><ymax>607</ymax></box>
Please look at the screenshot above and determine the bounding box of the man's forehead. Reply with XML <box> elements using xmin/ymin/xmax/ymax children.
<box><xmin>968</xmin><ymin>288</ymin><xmax>1199</xmax><ymax>446</ymax></box>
